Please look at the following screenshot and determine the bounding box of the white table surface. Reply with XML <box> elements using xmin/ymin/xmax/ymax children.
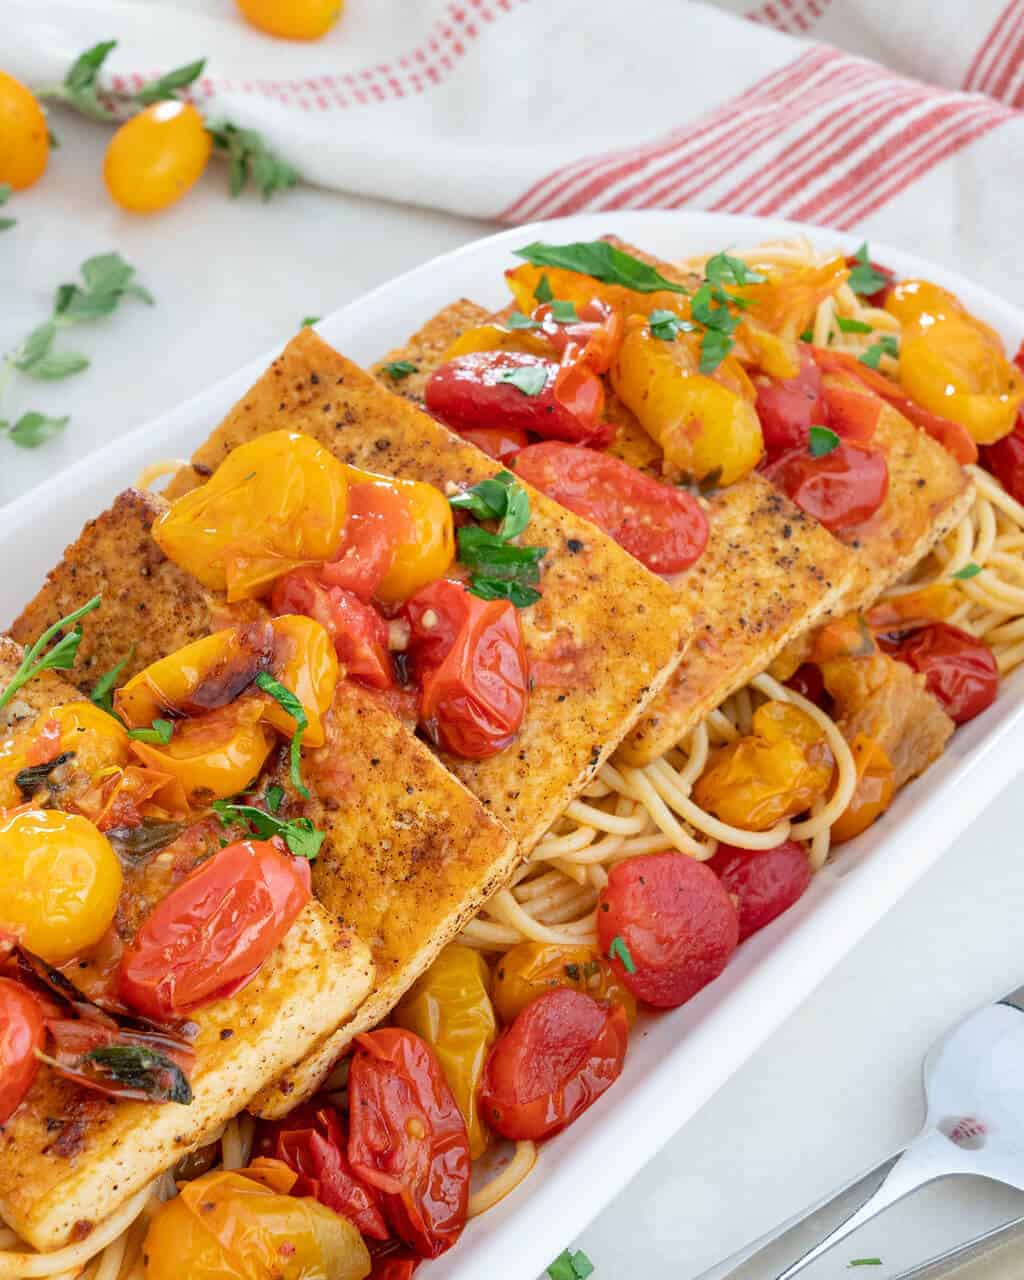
<box><xmin>5</xmin><ymin>110</ymin><xmax>1024</xmax><ymax>1280</ymax></box>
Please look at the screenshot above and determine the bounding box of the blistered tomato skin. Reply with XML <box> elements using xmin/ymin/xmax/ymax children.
<box><xmin>491</xmin><ymin>941</ymin><xmax>638</xmax><ymax>1028</ymax></box>
<box><xmin>754</xmin><ymin>346</ymin><xmax>825</xmax><ymax>460</ymax></box>
<box><xmin>597</xmin><ymin>851</ymin><xmax>739</xmax><ymax>1008</ymax></box>
<box><xmin>830</xmin><ymin>733</ymin><xmax>895</xmax><ymax>845</ymax></box>
<box><xmin>479</xmin><ymin>988</ymin><xmax>628</xmax><ymax>1142</ymax></box>
<box><xmin>764</xmin><ymin>441</ymin><xmax>889</xmax><ymax>533</ymax></box>
<box><xmin>0</xmin><ymin>809</ymin><xmax>123</xmax><ymax>964</ymax></box>
<box><xmin>0</xmin><ymin>71</ymin><xmax>49</xmax><ymax>190</ymax></box>
<box><xmin>104</xmin><ymin>101</ymin><xmax>212</xmax><ymax>214</ymax></box>
<box><xmin>128</xmin><ymin>700</ymin><xmax>275</xmax><ymax>802</ymax></box>
<box><xmin>708</xmin><ymin>840</ymin><xmax>812</xmax><ymax>941</ymax></box>
<box><xmin>119</xmin><ymin>838</ymin><xmax>310</xmax><ymax>1018</ymax></box>
<box><xmin>455</xmin><ymin>425</ymin><xmax>529</xmax><ymax>464</ymax></box>
<box><xmin>0</xmin><ymin>700</ymin><xmax>131</xmax><ymax>809</ymax></box>
<box><xmin>887</xmin><ymin>623</ymin><xmax>999</xmax><ymax>725</ymax></box>
<box><xmin>514</xmin><ymin>442</ymin><xmax>708</xmax><ymax>574</ymax></box>
<box><xmin>0</xmin><ymin>978</ymin><xmax>45</xmax><ymax>1124</ymax></box>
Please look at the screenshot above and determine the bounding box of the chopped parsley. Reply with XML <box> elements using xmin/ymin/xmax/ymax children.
<box><xmin>608</xmin><ymin>935</ymin><xmax>636</xmax><ymax>974</ymax></box>
<box><xmin>127</xmin><ymin>718</ymin><xmax>174</xmax><ymax>745</ymax></box>
<box><xmin>836</xmin><ymin>315</ymin><xmax>873</xmax><ymax>334</ymax></box>
<box><xmin>704</xmin><ymin>250</ymin><xmax>765</xmax><ymax>288</ymax></box>
<box><xmin>266</xmin><ymin>784</ymin><xmax>285</xmax><ymax>814</ymax></box>
<box><xmin>506</xmin><ymin>310</ymin><xmax>541</xmax><ymax>330</ymax></box>
<box><xmin>550</xmin><ymin>299</ymin><xmax>579</xmax><ymax>324</ymax></box>
<box><xmin>847</xmin><ymin>243</ymin><xmax>890</xmax><ymax>297</ymax></box>
<box><xmin>848</xmin><ymin>1261</ymin><xmax>882</xmax><ymax>1269</ymax></box>
<box><xmin>690</xmin><ymin>278</ymin><xmax>753</xmax><ymax>375</ymax></box>
<box><xmin>254</xmin><ymin>672</ymin><xmax>310</xmax><ymax>799</ymax></box>
<box><xmin>533</xmin><ymin>274</ymin><xmax>554</xmax><ymax>304</ymax></box>
<box><xmin>0</xmin><ymin>595</ymin><xmax>101</xmax><ymax>713</ymax></box>
<box><xmin>514</xmin><ymin>241</ymin><xmax>689</xmax><ymax>296</ymax></box>
<box><xmin>859</xmin><ymin>334</ymin><xmax>899</xmax><ymax>369</ymax></box>
<box><xmin>498</xmin><ymin>365</ymin><xmax>548</xmax><ymax>397</ymax></box>
<box><xmin>212</xmin><ymin>797</ymin><xmax>324</xmax><ymax>861</ymax></box>
<box><xmin>809</xmin><ymin>425</ymin><xmax>841</xmax><ymax>457</ymax></box>
<box><xmin>547</xmin><ymin>1249</ymin><xmax>595</xmax><ymax>1280</ymax></box>
<box><xmin>382</xmin><ymin>359</ymin><xmax>418</xmax><ymax>381</ymax></box>
<box><xmin>952</xmin><ymin>561</ymin><xmax>982</xmax><ymax>580</ymax></box>
<box><xmin>648</xmin><ymin>308</ymin><xmax>696</xmax><ymax>341</ymax></box>
<box><xmin>799</xmin><ymin>328</ymin><xmax>814</xmax><ymax>343</ymax></box>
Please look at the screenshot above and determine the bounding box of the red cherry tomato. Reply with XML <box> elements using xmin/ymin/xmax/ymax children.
<box><xmin>272</xmin><ymin>569</ymin><xmax>394</xmax><ymax>689</ymax></box>
<box><xmin>981</xmin><ymin>415</ymin><xmax>1024</xmax><ymax>506</ymax></box>
<box><xmin>425</xmin><ymin>351</ymin><xmax>609</xmax><ymax>446</ymax></box>
<box><xmin>0</xmin><ymin>978</ymin><xmax>44</xmax><ymax>1124</ymax></box>
<box><xmin>321</xmin><ymin>483</ymin><xmax>414</xmax><ymax>602</ymax></box>
<box><xmin>348</xmin><ymin>1028</ymin><xmax>470</xmax><ymax>1259</ymax></box>
<box><xmin>754</xmin><ymin>346</ymin><xmax>825</xmax><ymax>461</ymax></box>
<box><xmin>456</xmin><ymin>425</ymin><xmax>529</xmax><ymax>464</ymax></box>
<box><xmin>478</xmin><ymin>988</ymin><xmax>628</xmax><ymax>1142</ymax></box>
<box><xmin>785</xmin><ymin>662</ymin><xmax>829</xmax><ymax>708</ymax></box>
<box><xmin>844</xmin><ymin>254</ymin><xmax>897</xmax><ymax>308</ymax></box>
<box><xmin>596</xmin><ymin>851</ymin><xmax>739</xmax><ymax>1008</ymax></box>
<box><xmin>886</xmin><ymin>623</ymin><xmax>999</xmax><ymax>724</ymax></box>
<box><xmin>119</xmin><ymin>839</ymin><xmax>310</xmax><ymax>1019</ymax></box>
<box><xmin>707</xmin><ymin>840</ymin><xmax>812</xmax><ymax>942</ymax></box>
<box><xmin>370</xmin><ymin>1254</ymin><xmax>419</xmax><ymax>1280</ymax></box>
<box><xmin>255</xmin><ymin>1100</ymin><xmax>390</xmax><ymax>1240</ymax></box>
<box><xmin>403</xmin><ymin>579</ymin><xmax>528</xmax><ymax>759</ymax></box>
<box><xmin>763</xmin><ymin>442</ymin><xmax>889</xmax><ymax>533</ymax></box>
<box><xmin>514</xmin><ymin>442</ymin><xmax>708</xmax><ymax>574</ymax></box>
<box><xmin>821</xmin><ymin>376</ymin><xmax>882</xmax><ymax>444</ymax></box>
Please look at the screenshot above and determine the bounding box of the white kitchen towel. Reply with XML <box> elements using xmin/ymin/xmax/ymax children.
<box><xmin>6</xmin><ymin>0</ymin><xmax>1024</xmax><ymax>292</ymax></box>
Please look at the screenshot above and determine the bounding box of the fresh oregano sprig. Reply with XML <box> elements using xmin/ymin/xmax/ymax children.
<box><xmin>0</xmin><ymin>595</ymin><xmax>101</xmax><ymax>713</ymax></box>
<box><xmin>0</xmin><ymin>185</ymin><xmax>14</xmax><ymax>232</ymax></box>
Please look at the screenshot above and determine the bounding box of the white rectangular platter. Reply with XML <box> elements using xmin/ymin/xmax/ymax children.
<box><xmin>2</xmin><ymin>210</ymin><xmax>1022</xmax><ymax>1280</ymax></box>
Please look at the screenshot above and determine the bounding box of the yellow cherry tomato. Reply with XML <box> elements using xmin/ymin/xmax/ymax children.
<box><xmin>0</xmin><ymin>809</ymin><xmax>122</xmax><ymax>963</ymax></box>
<box><xmin>830</xmin><ymin>733</ymin><xmax>895</xmax><ymax>845</ymax></box>
<box><xmin>491</xmin><ymin>941</ymin><xmax>638</xmax><ymax>1028</ymax></box>
<box><xmin>0</xmin><ymin>71</ymin><xmax>49</xmax><ymax>190</ymax></box>
<box><xmin>266</xmin><ymin>615</ymin><xmax>338</xmax><ymax>746</ymax></box>
<box><xmin>0</xmin><ymin>702</ymin><xmax>130</xmax><ymax>808</ymax></box>
<box><xmin>129</xmin><ymin>700</ymin><xmax>274</xmax><ymax>803</ymax></box>
<box><xmin>444</xmin><ymin>323</ymin><xmax>552</xmax><ymax>361</ymax></box>
<box><xmin>236</xmin><ymin>0</ymin><xmax>344</xmax><ymax>41</ymax></box>
<box><xmin>692</xmin><ymin>701</ymin><xmax>834</xmax><ymax>831</ymax></box>
<box><xmin>153</xmin><ymin>431</ymin><xmax>350</xmax><ymax>600</ymax></box>
<box><xmin>104</xmin><ymin>101</ymin><xmax>212</xmax><ymax>214</ymax></box>
<box><xmin>342</xmin><ymin>465</ymin><xmax>455</xmax><ymax>604</ymax></box>
<box><xmin>144</xmin><ymin>1167</ymin><xmax>370</xmax><ymax>1280</ymax></box>
<box><xmin>504</xmin><ymin>262</ymin><xmax>691</xmax><ymax>322</ymax></box>
<box><xmin>610</xmin><ymin>317</ymin><xmax>763</xmax><ymax>485</ymax></box>
<box><xmin>884</xmin><ymin>279</ymin><xmax>1003</xmax><ymax>347</ymax></box>
<box><xmin>393</xmin><ymin>943</ymin><xmax>496</xmax><ymax>1158</ymax></box>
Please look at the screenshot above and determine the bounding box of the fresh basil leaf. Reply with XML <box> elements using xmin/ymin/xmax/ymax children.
<box><xmin>859</xmin><ymin>334</ymin><xmax>899</xmax><ymax>369</ymax></box>
<box><xmin>382</xmin><ymin>359</ymin><xmax>418</xmax><ymax>381</ymax></box>
<box><xmin>608</xmin><ymin>934</ymin><xmax>636</xmax><ymax>974</ymax></box>
<box><xmin>23</xmin><ymin>351</ymin><xmax>90</xmax><ymax>381</ymax></box>
<box><xmin>799</xmin><ymin>328</ymin><xmax>814</xmax><ymax>343</ymax></box>
<box><xmin>106</xmin><ymin>820</ymin><xmax>184</xmax><ymax>861</ymax></box>
<box><xmin>547</xmin><ymin>1250</ymin><xmax>595</xmax><ymax>1280</ymax></box>
<box><xmin>691</xmin><ymin>283</ymin><xmax>735</xmax><ymax>333</ymax></box>
<box><xmin>514</xmin><ymin>240</ymin><xmax>689</xmax><ymax>295</ymax></box>
<box><xmin>704</xmin><ymin>250</ymin><xmax>765</xmax><ymax>287</ymax></box>
<box><xmin>254</xmin><ymin>672</ymin><xmax>310</xmax><ymax>798</ymax></box>
<box><xmin>14</xmin><ymin>322</ymin><xmax>56</xmax><ymax>370</ymax></box>
<box><xmin>457</xmin><ymin>526</ymin><xmax>546</xmax><ymax>584</ymax></box>
<box><xmin>211</xmin><ymin>799</ymin><xmax>324</xmax><ymax>860</ymax></box>
<box><xmin>15</xmin><ymin>752</ymin><xmax>75</xmax><ymax>797</ymax></box>
<box><xmin>134</xmin><ymin>58</ymin><xmax>206</xmax><ymax>106</ymax></box>
<box><xmin>7</xmin><ymin>412</ymin><xmax>69</xmax><ymax>448</ymax></box>
<box><xmin>648</xmin><ymin>308</ymin><xmax>695</xmax><ymax>341</ymax></box>
<box><xmin>300</xmin><ymin>315</ymin><xmax>320</xmax><ymax>328</ymax></box>
<box><xmin>83</xmin><ymin>1044</ymin><xmax>192</xmax><ymax>1104</ymax></box>
<box><xmin>127</xmin><ymin>718</ymin><xmax>174</xmax><ymax>745</ymax></box>
<box><xmin>698</xmin><ymin>327</ymin><xmax>735</xmax><ymax>374</ymax></box>
<box><xmin>847</xmin><ymin>243</ymin><xmax>890</xmax><ymax>297</ymax></box>
<box><xmin>466</xmin><ymin>578</ymin><xmax>541</xmax><ymax>607</ymax></box>
<box><xmin>836</xmin><ymin>315</ymin><xmax>873</xmax><ymax>334</ymax></box>
<box><xmin>450</xmin><ymin>471</ymin><xmax>532</xmax><ymax>540</ymax></box>
<box><xmin>533</xmin><ymin>273</ymin><xmax>554</xmax><ymax>304</ymax></box>
<box><xmin>498</xmin><ymin>365</ymin><xmax>548</xmax><ymax>396</ymax></box>
<box><xmin>0</xmin><ymin>595</ymin><xmax>102</xmax><ymax>712</ymax></box>
<box><xmin>550</xmin><ymin>299</ymin><xmax>578</xmax><ymax>324</ymax></box>
<box><xmin>809</xmin><ymin>425</ymin><xmax>841</xmax><ymax>457</ymax></box>
<box><xmin>952</xmin><ymin>561</ymin><xmax>982</xmax><ymax>580</ymax></box>
<box><xmin>266</xmin><ymin>784</ymin><xmax>285</xmax><ymax>814</ymax></box>
<box><xmin>505</xmin><ymin>310</ymin><xmax>541</xmax><ymax>330</ymax></box>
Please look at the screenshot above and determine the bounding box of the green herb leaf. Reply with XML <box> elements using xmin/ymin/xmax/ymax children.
<box><xmin>457</xmin><ymin>526</ymin><xmax>546</xmax><ymax>586</ymax></box>
<box><xmin>301</xmin><ymin>315</ymin><xmax>320</xmax><ymax>328</ymax></box>
<box><xmin>547</xmin><ymin>1248</ymin><xmax>595</xmax><ymax>1280</ymax></box>
<box><xmin>550</xmin><ymin>299</ymin><xmax>579</xmax><ymax>324</ymax></box>
<box><xmin>0</xmin><ymin>595</ymin><xmax>102</xmax><ymax>713</ymax></box>
<box><xmin>0</xmin><ymin>184</ymin><xmax>13</xmax><ymax>231</ymax></box>
<box><xmin>127</xmin><ymin>718</ymin><xmax>174</xmax><ymax>745</ymax></box>
<box><xmin>207</xmin><ymin>122</ymin><xmax>299</xmax><ymax>200</ymax></box>
<box><xmin>15</xmin><ymin>752</ymin><xmax>75</xmax><ymax>797</ymax></box>
<box><xmin>382</xmin><ymin>359</ymin><xmax>418</xmax><ymax>381</ymax></box>
<box><xmin>212</xmin><ymin>798</ymin><xmax>324</xmax><ymax>860</ymax></box>
<box><xmin>498</xmin><ymin>365</ymin><xmax>548</xmax><ymax>396</ymax></box>
<box><xmin>848</xmin><ymin>1261</ymin><xmax>883</xmax><ymax>1269</ymax></box>
<box><xmin>266</xmin><ymin>784</ymin><xmax>285</xmax><ymax>814</ymax></box>
<box><xmin>466</xmin><ymin>578</ymin><xmax>542</xmax><ymax>607</ymax></box>
<box><xmin>699</xmin><ymin>327</ymin><xmax>735</xmax><ymax>374</ymax></box>
<box><xmin>134</xmin><ymin>58</ymin><xmax>206</xmax><ymax>106</ymax></box>
<box><xmin>704</xmin><ymin>250</ymin><xmax>765</xmax><ymax>287</ymax></box>
<box><xmin>608</xmin><ymin>934</ymin><xmax>636</xmax><ymax>973</ymax></box>
<box><xmin>6</xmin><ymin>412</ymin><xmax>69</xmax><ymax>449</ymax></box>
<box><xmin>254</xmin><ymin>671</ymin><xmax>310</xmax><ymax>799</ymax></box>
<box><xmin>83</xmin><ymin>1044</ymin><xmax>192</xmax><ymax>1104</ymax></box>
<box><xmin>799</xmin><ymin>328</ymin><xmax>814</xmax><ymax>343</ymax></box>
<box><xmin>14</xmin><ymin>322</ymin><xmax>57</xmax><ymax>371</ymax></box>
<box><xmin>809</xmin><ymin>425</ymin><xmax>841</xmax><ymax>457</ymax></box>
<box><xmin>847</xmin><ymin>244</ymin><xmax>890</xmax><ymax>297</ymax></box>
<box><xmin>449</xmin><ymin>471</ymin><xmax>531</xmax><ymax>539</ymax></box>
<box><xmin>505</xmin><ymin>310</ymin><xmax>541</xmax><ymax>330</ymax></box>
<box><xmin>515</xmin><ymin>241</ymin><xmax>689</xmax><ymax>295</ymax></box>
<box><xmin>859</xmin><ymin>334</ymin><xmax>900</xmax><ymax>369</ymax></box>
<box><xmin>90</xmin><ymin>646</ymin><xmax>135</xmax><ymax>715</ymax></box>
<box><xmin>952</xmin><ymin>561</ymin><xmax>982</xmax><ymax>580</ymax></box>
<box><xmin>836</xmin><ymin>315</ymin><xmax>873</xmax><ymax>334</ymax></box>
<box><xmin>533</xmin><ymin>274</ymin><xmax>554</xmax><ymax>304</ymax></box>
<box><xmin>106</xmin><ymin>820</ymin><xmax>184</xmax><ymax>861</ymax></box>
<box><xmin>648</xmin><ymin>308</ymin><xmax>694</xmax><ymax>341</ymax></box>
<box><xmin>50</xmin><ymin>40</ymin><xmax>119</xmax><ymax>121</ymax></box>
<box><xmin>23</xmin><ymin>351</ymin><xmax>90</xmax><ymax>381</ymax></box>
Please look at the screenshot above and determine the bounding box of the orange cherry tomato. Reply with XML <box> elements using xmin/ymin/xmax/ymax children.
<box><xmin>491</xmin><ymin>941</ymin><xmax>637</xmax><ymax>1027</ymax></box>
<box><xmin>120</xmin><ymin>838</ymin><xmax>310</xmax><ymax>1018</ymax></box>
<box><xmin>0</xmin><ymin>809</ymin><xmax>123</xmax><ymax>964</ymax></box>
<box><xmin>830</xmin><ymin>734</ymin><xmax>895</xmax><ymax>845</ymax></box>
<box><xmin>104</xmin><ymin>101</ymin><xmax>211</xmax><ymax>214</ymax></box>
<box><xmin>153</xmin><ymin>431</ymin><xmax>350</xmax><ymax>601</ymax></box>
<box><xmin>236</xmin><ymin>0</ymin><xmax>344</xmax><ymax>41</ymax></box>
<box><xmin>0</xmin><ymin>700</ymin><xmax>130</xmax><ymax>809</ymax></box>
<box><xmin>0</xmin><ymin>71</ymin><xmax>49</xmax><ymax>190</ymax></box>
<box><xmin>0</xmin><ymin>978</ymin><xmax>44</xmax><ymax>1125</ymax></box>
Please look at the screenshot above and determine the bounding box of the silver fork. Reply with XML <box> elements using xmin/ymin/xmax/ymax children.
<box><xmin>700</xmin><ymin>984</ymin><xmax>1024</xmax><ymax>1279</ymax></box>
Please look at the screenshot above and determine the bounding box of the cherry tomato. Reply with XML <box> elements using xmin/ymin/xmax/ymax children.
<box><xmin>236</xmin><ymin>0</ymin><xmax>344</xmax><ymax>40</ymax></box>
<box><xmin>153</xmin><ymin>430</ymin><xmax>349</xmax><ymax>600</ymax></box>
<box><xmin>596</xmin><ymin>851</ymin><xmax>739</xmax><ymax>1008</ymax></box>
<box><xmin>754</xmin><ymin>346</ymin><xmax>825</xmax><ymax>460</ymax></box>
<box><xmin>0</xmin><ymin>978</ymin><xmax>44</xmax><ymax>1124</ymax></box>
<box><xmin>785</xmin><ymin>662</ymin><xmax>828</xmax><ymax>709</ymax></box>
<box><xmin>0</xmin><ymin>809</ymin><xmax>123</xmax><ymax>964</ymax></box>
<box><xmin>255</xmin><ymin>1101</ymin><xmax>389</xmax><ymax>1240</ymax></box>
<box><xmin>322</xmin><ymin>482</ymin><xmax>414</xmax><ymax>601</ymax></box>
<box><xmin>707</xmin><ymin>840</ymin><xmax>812</xmax><ymax>941</ymax></box>
<box><xmin>479</xmin><ymin>988</ymin><xmax>628</xmax><ymax>1142</ymax></box>
<box><xmin>830</xmin><ymin>733</ymin><xmax>895</xmax><ymax>845</ymax></box>
<box><xmin>104</xmin><ymin>101</ymin><xmax>211</xmax><ymax>214</ymax></box>
<box><xmin>348</xmin><ymin>1028</ymin><xmax>471</xmax><ymax>1259</ymax></box>
<box><xmin>514</xmin><ymin>442</ymin><xmax>708</xmax><ymax>574</ymax></box>
<box><xmin>370</xmin><ymin>1255</ymin><xmax>418</xmax><ymax>1280</ymax></box>
<box><xmin>491</xmin><ymin>941</ymin><xmax>637</xmax><ymax>1028</ymax></box>
<box><xmin>0</xmin><ymin>71</ymin><xmax>49</xmax><ymax>190</ymax></box>
<box><xmin>455</xmin><ymin>424</ymin><xmax>529</xmax><ymax>464</ymax></box>
<box><xmin>820</xmin><ymin>375</ymin><xmax>882</xmax><ymax>444</ymax></box>
<box><xmin>272</xmin><ymin>570</ymin><xmax>395</xmax><ymax>690</ymax></box>
<box><xmin>403</xmin><ymin>579</ymin><xmax>528</xmax><ymax>759</ymax></box>
<box><xmin>425</xmin><ymin>351</ymin><xmax>609</xmax><ymax>446</ymax></box>
<box><xmin>144</xmin><ymin>1166</ymin><xmax>370</xmax><ymax>1280</ymax></box>
<box><xmin>264</xmin><ymin>615</ymin><xmax>339</xmax><ymax>747</ymax></box>
<box><xmin>981</xmin><ymin>414</ymin><xmax>1024</xmax><ymax>505</ymax></box>
<box><xmin>844</xmin><ymin>254</ymin><xmax>896</xmax><ymax>308</ymax></box>
<box><xmin>0</xmin><ymin>700</ymin><xmax>131</xmax><ymax>809</ymax></box>
<box><xmin>886</xmin><ymin>623</ymin><xmax>999</xmax><ymax>725</ymax></box>
<box><xmin>119</xmin><ymin>838</ymin><xmax>310</xmax><ymax>1018</ymax></box>
<box><xmin>764</xmin><ymin>442</ymin><xmax>889</xmax><ymax>534</ymax></box>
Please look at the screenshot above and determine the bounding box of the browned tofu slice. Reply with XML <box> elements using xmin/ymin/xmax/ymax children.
<box><xmin>0</xmin><ymin>641</ymin><xmax>374</xmax><ymax>1251</ymax></box>
<box><xmin>165</xmin><ymin>328</ymin><xmax>690</xmax><ymax>849</ymax></box>
<box><xmin>372</xmin><ymin>298</ymin><xmax>490</xmax><ymax>406</ymax></box>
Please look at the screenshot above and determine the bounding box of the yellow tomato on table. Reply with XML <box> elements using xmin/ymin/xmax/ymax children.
<box><xmin>104</xmin><ymin>101</ymin><xmax>211</xmax><ymax>214</ymax></box>
<box><xmin>0</xmin><ymin>809</ymin><xmax>122</xmax><ymax>963</ymax></box>
<box><xmin>0</xmin><ymin>71</ymin><xmax>49</xmax><ymax>190</ymax></box>
<box><xmin>237</xmin><ymin>0</ymin><xmax>344</xmax><ymax>40</ymax></box>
